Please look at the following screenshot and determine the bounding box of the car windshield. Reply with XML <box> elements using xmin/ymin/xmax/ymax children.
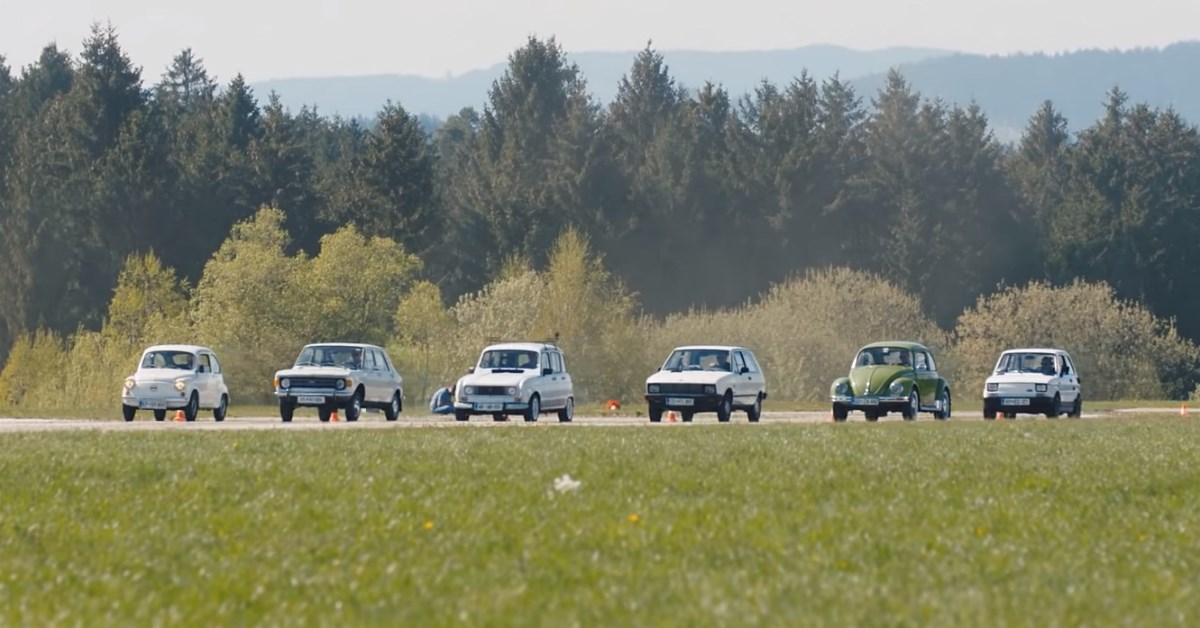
<box><xmin>662</xmin><ymin>348</ymin><xmax>732</xmax><ymax>372</ymax></box>
<box><xmin>479</xmin><ymin>349</ymin><xmax>539</xmax><ymax>370</ymax></box>
<box><xmin>141</xmin><ymin>350</ymin><xmax>196</xmax><ymax>370</ymax></box>
<box><xmin>294</xmin><ymin>345</ymin><xmax>364</xmax><ymax>369</ymax></box>
<box><xmin>996</xmin><ymin>352</ymin><xmax>1058</xmax><ymax>375</ymax></box>
<box><xmin>853</xmin><ymin>347</ymin><xmax>913</xmax><ymax>368</ymax></box>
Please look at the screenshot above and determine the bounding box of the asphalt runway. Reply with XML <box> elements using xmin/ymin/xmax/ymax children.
<box><xmin>0</xmin><ymin>408</ymin><xmax>1138</xmax><ymax>432</ymax></box>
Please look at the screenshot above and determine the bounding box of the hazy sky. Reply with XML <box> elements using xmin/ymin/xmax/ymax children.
<box><xmin>3</xmin><ymin>0</ymin><xmax>1198</xmax><ymax>81</ymax></box>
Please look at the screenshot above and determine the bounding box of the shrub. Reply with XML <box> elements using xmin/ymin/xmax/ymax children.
<box><xmin>952</xmin><ymin>280</ymin><xmax>1200</xmax><ymax>400</ymax></box>
<box><xmin>0</xmin><ymin>329</ymin><xmax>68</xmax><ymax>408</ymax></box>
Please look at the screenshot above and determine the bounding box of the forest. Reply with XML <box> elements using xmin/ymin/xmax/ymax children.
<box><xmin>2</xmin><ymin>25</ymin><xmax>1199</xmax><ymax>407</ymax></box>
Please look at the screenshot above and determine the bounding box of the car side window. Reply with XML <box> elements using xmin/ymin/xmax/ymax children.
<box><xmin>1062</xmin><ymin>355</ymin><xmax>1073</xmax><ymax>376</ymax></box>
<box><xmin>365</xmin><ymin>350</ymin><xmax>378</xmax><ymax>370</ymax></box>
<box><xmin>733</xmin><ymin>352</ymin><xmax>747</xmax><ymax>373</ymax></box>
<box><xmin>925</xmin><ymin>352</ymin><xmax>937</xmax><ymax>373</ymax></box>
<box><xmin>373</xmin><ymin>350</ymin><xmax>387</xmax><ymax>372</ymax></box>
<box><xmin>915</xmin><ymin>352</ymin><xmax>928</xmax><ymax>371</ymax></box>
<box><xmin>198</xmin><ymin>353</ymin><xmax>211</xmax><ymax>373</ymax></box>
<box><xmin>742</xmin><ymin>351</ymin><xmax>761</xmax><ymax>373</ymax></box>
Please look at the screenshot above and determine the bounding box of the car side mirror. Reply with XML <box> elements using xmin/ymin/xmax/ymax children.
<box><xmin>542</xmin><ymin>367</ymin><xmax>553</xmax><ymax>376</ymax></box>
<box><xmin>740</xmin><ymin>366</ymin><xmax>750</xmax><ymax>374</ymax></box>
<box><xmin>467</xmin><ymin>366</ymin><xmax>475</xmax><ymax>374</ymax></box>
<box><xmin>197</xmin><ymin>365</ymin><xmax>207</xmax><ymax>374</ymax></box>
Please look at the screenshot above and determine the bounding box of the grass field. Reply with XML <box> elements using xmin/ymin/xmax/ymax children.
<box><xmin>1</xmin><ymin>418</ymin><xmax>1198</xmax><ymax>625</ymax></box>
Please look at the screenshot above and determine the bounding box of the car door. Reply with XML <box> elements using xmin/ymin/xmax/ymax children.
<box><xmin>1061</xmin><ymin>353</ymin><xmax>1080</xmax><ymax>403</ymax></box>
<box><xmin>914</xmin><ymin>351</ymin><xmax>938</xmax><ymax>407</ymax></box>
<box><xmin>363</xmin><ymin>349</ymin><xmax>382</xmax><ymax>403</ymax></box>
<box><xmin>553</xmin><ymin>351</ymin><xmax>572</xmax><ymax>407</ymax></box>
<box><xmin>731</xmin><ymin>351</ymin><xmax>753</xmax><ymax>405</ymax></box>
<box><xmin>196</xmin><ymin>352</ymin><xmax>215</xmax><ymax>407</ymax></box>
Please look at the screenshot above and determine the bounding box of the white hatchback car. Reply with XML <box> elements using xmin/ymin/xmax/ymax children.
<box><xmin>453</xmin><ymin>341</ymin><xmax>574</xmax><ymax>422</ymax></box>
<box><xmin>644</xmin><ymin>345</ymin><xmax>768</xmax><ymax>423</ymax></box>
<box><xmin>983</xmin><ymin>348</ymin><xmax>1082</xmax><ymax>419</ymax></box>
<box><xmin>273</xmin><ymin>343</ymin><xmax>404</xmax><ymax>423</ymax></box>
<box><xmin>121</xmin><ymin>344</ymin><xmax>229</xmax><ymax>422</ymax></box>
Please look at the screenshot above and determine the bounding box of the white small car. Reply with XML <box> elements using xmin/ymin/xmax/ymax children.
<box><xmin>453</xmin><ymin>342</ymin><xmax>574</xmax><ymax>422</ymax></box>
<box><xmin>645</xmin><ymin>345</ymin><xmax>768</xmax><ymax>423</ymax></box>
<box><xmin>274</xmin><ymin>343</ymin><xmax>404</xmax><ymax>423</ymax></box>
<box><xmin>121</xmin><ymin>344</ymin><xmax>229</xmax><ymax>422</ymax></box>
<box><xmin>983</xmin><ymin>348</ymin><xmax>1082</xmax><ymax>419</ymax></box>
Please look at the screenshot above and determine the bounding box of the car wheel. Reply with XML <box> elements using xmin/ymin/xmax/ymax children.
<box><xmin>649</xmin><ymin>405</ymin><xmax>663</xmax><ymax>423</ymax></box>
<box><xmin>832</xmin><ymin>404</ymin><xmax>848</xmax><ymax>422</ymax></box>
<box><xmin>153</xmin><ymin>409</ymin><xmax>166</xmax><ymax>422</ymax></box>
<box><xmin>934</xmin><ymin>389</ymin><xmax>951</xmax><ymax>420</ymax></box>
<box><xmin>1045</xmin><ymin>394</ymin><xmax>1061</xmax><ymax>419</ymax></box>
<box><xmin>865</xmin><ymin>410</ymin><xmax>879</xmax><ymax>422</ymax></box>
<box><xmin>1004</xmin><ymin>412</ymin><xmax>1017</xmax><ymax>420</ymax></box>
<box><xmin>902</xmin><ymin>391</ymin><xmax>919</xmax><ymax>421</ymax></box>
<box><xmin>213</xmin><ymin>394</ymin><xmax>228</xmax><ymax>422</ymax></box>
<box><xmin>184</xmin><ymin>392</ymin><xmax>199</xmax><ymax>422</ymax></box>
<box><xmin>344</xmin><ymin>390</ymin><xmax>363</xmax><ymax>422</ymax></box>
<box><xmin>1069</xmin><ymin>396</ymin><xmax>1083</xmax><ymax>418</ymax></box>
<box><xmin>454</xmin><ymin>410</ymin><xmax>469</xmax><ymax>422</ymax></box>
<box><xmin>682</xmin><ymin>411</ymin><xmax>694</xmax><ymax>423</ymax></box>
<box><xmin>318</xmin><ymin>406</ymin><xmax>332</xmax><ymax>422</ymax></box>
<box><xmin>747</xmin><ymin>394</ymin><xmax>762</xmax><ymax>423</ymax></box>
<box><xmin>716</xmin><ymin>392</ymin><xmax>733</xmax><ymax>423</ymax></box>
<box><xmin>280</xmin><ymin>400</ymin><xmax>295</xmax><ymax>423</ymax></box>
<box><xmin>384</xmin><ymin>392</ymin><xmax>401</xmax><ymax>421</ymax></box>
<box><xmin>122</xmin><ymin>405</ymin><xmax>136</xmax><ymax>422</ymax></box>
<box><xmin>492</xmin><ymin>413</ymin><xmax>507</xmax><ymax>422</ymax></box>
<box><xmin>524</xmin><ymin>394</ymin><xmax>540</xmax><ymax>423</ymax></box>
<box><xmin>557</xmin><ymin>397</ymin><xmax>573</xmax><ymax>423</ymax></box>
<box><xmin>983</xmin><ymin>405</ymin><xmax>996</xmax><ymax>420</ymax></box>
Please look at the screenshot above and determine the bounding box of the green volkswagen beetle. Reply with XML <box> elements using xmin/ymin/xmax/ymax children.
<box><xmin>830</xmin><ymin>341</ymin><xmax>952</xmax><ymax>422</ymax></box>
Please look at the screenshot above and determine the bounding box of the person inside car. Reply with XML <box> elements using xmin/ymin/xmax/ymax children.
<box><xmin>1040</xmin><ymin>356</ymin><xmax>1057</xmax><ymax>375</ymax></box>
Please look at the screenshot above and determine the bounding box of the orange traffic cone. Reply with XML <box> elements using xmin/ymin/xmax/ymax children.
<box><xmin>174</xmin><ymin>409</ymin><xmax>185</xmax><ymax>423</ymax></box>
<box><xmin>1181</xmin><ymin>403</ymin><xmax>1188</xmax><ymax>417</ymax></box>
<box><xmin>330</xmin><ymin>409</ymin><xmax>339</xmax><ymax>422</ymax></box>
<box><xmin>667</xmin><ymin>410</ymin><xmax>677</xmax><ymax>423</ymax></box>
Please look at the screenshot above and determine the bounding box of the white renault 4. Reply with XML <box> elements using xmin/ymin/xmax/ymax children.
<box><xmin>453</xmin><ymin>341</ymin><xmax>574</xmax><ymax>422</ymax></box>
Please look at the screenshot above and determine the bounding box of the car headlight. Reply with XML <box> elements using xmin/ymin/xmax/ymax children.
<box><xmin>124</xmin><ymin>378</ymin><xmax>136</xmax><ymax>391</ymax></box>
<box><xmin>704</xmin><ymin>385</ymin><xmax>716</xmax><ymax>394</ymax></box>
<box><xmin>336</xmin><ymin>379</ymin><xmax>347</xmax><ymax>390</ymax></box>
<box><xmin>1035</xmin><ymin>384</ymin><xmax>1048</xmax><ymax>392</ymax></box>
<box><xmin>280</xmin><ymin>377</ymin><xmax>290</xmax><ymax>389</ymax></box>
<box><xmin>889</xmin><ymin>381</ymin><xmax>905</xmax><ymax>395</ymax></box>
<box><xmin>506</xmin><ymin>387</ymin><xmax>518</xmax><ymax>396</ymax></box>
<box><xmin>986</xmin><ymin>383</ymin><xmax>998</xmax><ymax>392</ymax></box>
<box><xmin>464</xmin><ymin>386</ymin><xmax>476</xmax><ymax>395</ymax></box>
<box><xmin>173</xmin><ymin>379</ymin><xmax>187</xmax><ymax>392</ymax></box>
<box><xmin>648</xmin><ymin>384</ymin><xmax>660</xmax><ymax>393</ymax></box>
<box><xmin>835</xmin><ymin>382</ymin><xmax>849</xmax><ymax>395</ymax></box>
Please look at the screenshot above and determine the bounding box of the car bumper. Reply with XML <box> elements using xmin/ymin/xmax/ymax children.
<box><xmin>645</xmin><ymin>394</ymin><xmax>723</xmax><ymax>412</ymax></box>
<box><xmin>276</xmin><ymin>389</ymin><xmax>355</xmax><ymax>407</ymax></box>
<box><xmin>983</xmin><ymin>395</ymin><xmax>1057</xmax><ymax>413</ymax></box>
<box><xmin>454</xmin><ymin>400</ymin><xmax>529</xmax><ymax>414</ymax></box>
<box><xmin>122</xmin><ymin>394</ymin><xmax>190</xmax><ymax>410</ymax></box>
<box><xmin>831</xmin><ymin>395</ymin><xmax>909</xmax><ymax>410</ymax></box>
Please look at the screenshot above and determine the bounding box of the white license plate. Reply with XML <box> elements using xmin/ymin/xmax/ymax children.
<box><xmin>666</xmin><ymin>397</ymin><xmax>695</xmax><ymax>406</ymax></box>
<box><xmin>1001</xmin><ymin>398</ymin><xmax>1030</xmax><ymax>406</ymax></box>
<box><xmin>854</xmin><ymin>398</ymin><xmax>880</xmax><ymax>406</ymax></box>
<box><xmin>138</xmin><ymin>400</ymin><xmax>167</xmax><ymax>409</ymax></box>
<box><xmin>474</xmin><ymin>402</ymin><xmax>503</xmax><ymax>411</ymax></box>
<box><xmin>297</xmin><ymin>395</ymin><xmax>326</xmax><ymax>404</ymax></box>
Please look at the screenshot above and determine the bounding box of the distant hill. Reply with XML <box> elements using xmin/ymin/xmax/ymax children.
<box><xmin>253</xmin><ymin>42</ymin><xmax>1200</xmax><ymax>140</ymax></box>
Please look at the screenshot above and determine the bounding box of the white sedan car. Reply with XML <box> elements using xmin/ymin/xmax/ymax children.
<box><xmin>644</xmin><ymin>345</ymin><xmax>768</xmax><ymax>423</ymax></box>
<box><xmin>121</xmin><ymin>344</ymin><xmax>230</xmax><ymax>422</ymax></box>
<box><xmin>983</xmin><ymin>348</ymin><xmax>1082</xmax><ymax>419</ymax></box>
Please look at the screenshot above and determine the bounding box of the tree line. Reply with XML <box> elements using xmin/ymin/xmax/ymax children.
<box><xmin>4</xmin><ymin>24</ymin><xmax>1200</xmax><ymax>371</ymax></box>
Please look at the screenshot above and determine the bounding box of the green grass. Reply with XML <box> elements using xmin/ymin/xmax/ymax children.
<box><xmin>2</xmin><ymin>419</ymin><xmax>1199</xmax><ymax>625</ymax></box>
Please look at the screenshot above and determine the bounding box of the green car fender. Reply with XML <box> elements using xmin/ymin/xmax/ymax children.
<box><xmin>830</xmin><ymin>377</ymin><xmax>852</xmax><ymax>396</ymax></box>
<box><xmin>889</xmin><ymin>377</ymin><xmax>916</xmax><ymax>397</ymax></box>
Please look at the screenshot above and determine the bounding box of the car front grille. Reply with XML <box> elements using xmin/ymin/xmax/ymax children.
<box><xmin>474</xmin><ymin>386</ymin><xmax>509</xmax><ymax>396</ymax></box>
<box><xmin>288</xmin><ymin>377</ymin><xmax>340</xmax><ymax>389</ymax></box>
<box><xmin>654</xmin><ymin>383</ymin><xmax>707</xmax><ymax>395</ymax></box>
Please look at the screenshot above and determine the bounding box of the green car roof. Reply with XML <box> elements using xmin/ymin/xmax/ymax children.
<box><xmin>859</xmin><ymin>340</ymin><xmax>931</xmax><ymax>351</ymax></box>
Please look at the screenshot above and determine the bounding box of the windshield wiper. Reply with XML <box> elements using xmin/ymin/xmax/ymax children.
<box><xmin>491</xmin><ymin>368</ymin><xmax>523</xmax><ymax>373</ymax></box>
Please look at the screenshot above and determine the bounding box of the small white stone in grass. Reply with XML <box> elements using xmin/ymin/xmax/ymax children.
<box><xmin>553</xmin><ymin>474</ymin><xmax>581</xmax><ymax>493</ymax></box>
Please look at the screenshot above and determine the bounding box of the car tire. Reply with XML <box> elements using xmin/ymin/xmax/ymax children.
<box><xmin>454</xmin><ymin>410</ymin><xmax>469</xmax><ymax>422</ymax></box>
<box><xmin>214</xmin><ymin>394</ymin><xmax>228</xmax><ymax>422</ymax></box>
<box><xmin>318</xmin><ymin>406</ymin><xmax>332</xmax><ymax>422</ymax></box>
<box><xmin>902</xmin><ymin>391</ymin><xmax>919</xmax><ymax>421</ymax></box>
<box><xmin>280</xmin><ymin>400</ymin><xmax>295</xmax><ymax>423</ymax></box>
<box><xmin>1069</xmin><ymin>396</ymin><xmax>1083</xmax><ymax>419</ymax></box>
<box><xmin>344</xmin><ymin>390</ymin><xmax>363</xmax><ymax>422</ymax></box>
<box><xmin>983</xmin><ymin>406</ymin><xmax>996</xmax><ymax>420</ymax></box>
<box><xmin>524</xmin><ymin>394</ymin><xmax>540</xmax><ymax>423</ymax></box>
<box><xmin>716</xmin><ymin>392</ymin><xmax>733</xmax><ymax>423</ymax></box>
<box><xmin>865</xmin><ymin>410</ymin><xmax>879</xmax><ymax>422</ymax></box>
<box><xmin>184</xmin><ymin>392</ymin><xmax>199</xmax><ymax>422</ymax></box>
<box><xmin>832</xmin><ymin>404</ymin><xmax>848</xmax><ymax>422</ymax></box>
<box><xmin>934</xmin><ymin>389</ymin><xmax>951</xmax><ymax>420</ymax></box>
<box><xmin>682</xmin><ymin>411</ymin><xmax>694</xmax><ymax>423</ymax></box>
<box><xmin>747</xmin><ymin>394</ymin><xmax>762</xmax><ymax>423</ymax></box>
<box><xmin>649</xmin><ymin>406</ymin><xmax>663</xmax><ymax>423</ymax></box>
<box><xmin>557</xmin><ymin>397</ymin><xmax>573</xmax><ymax>423</ymax></box>
<box><xmin>492</xmin><ymin>413</ymin><xmax>507</xmax><ymax>422</ymax></box>
<box><xmin>153</xmin><ymin>409</ymin><xmax>166</xmax><ymax>422</ymax></box>
<box><xmin>122</xmin><ymin>405</ymin><xmax>136</xmax><ymax>422</ymax></box>
<box><xmin>1004</xmin><ymin>412</ymin><xmax>1017</xmax><ymax>420</ymax></box>
<box><xmin>1045</xmin><ymin>394</ymin><xmax>1061</xmax><ymax>419</ymax></box>
<box><xmin>384</xmin><ymin>392</ymin><xmax>401</xmax><ymax>421</ymax></box>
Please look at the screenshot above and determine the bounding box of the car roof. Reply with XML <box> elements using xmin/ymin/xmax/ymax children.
<box><xmin>672</xmin><ymin>345</ymin><xmax>746</xmax><ymax>352</ymax></box>
<box><xmin>1000</xmin><ymin>348</ymin><xmax>1069</xmax><ymax>355</ymax></box>
<box><xmin>860</xmin><ymin>341</ymin><xmax>930</xmax><ymax>351</ymax></box>
<box><xmin>142</xmin><ymin>344</ymin><xmax>212</xmax><ymax>354</ymax></box>
<box><xmin>482</xmin><ymin>342</ymin><xmax>559</xmax><ymax>351</ymax></box>
<box><xmin>303</xmin><ymin>342</ymin><xmax>382</xmax><ymax>350</ymax></box>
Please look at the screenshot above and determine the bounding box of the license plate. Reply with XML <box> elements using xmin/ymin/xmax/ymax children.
<box><xmin>1001</xmin><ymin>398</ymin><xmax>1030</xmax><ymax>406</ymax></box>
<box><xmin>666</xmin><ymin>397</ymin><xmax>695</xmax><ymax>406</ymax></box>
<box><xmin>138</xmin><ymin>400</ymin><xmax>167</xmax><ymax>409</ymax></box>
<box><xmin>474</xmin><ymin>402</ymin><xmax>503</xmax><ymax>411</ymax></box>
<box><xmin>297</xmin><ymin>395</ymin><xmax>325</xmax><ymax>404</ymax></box>
<box><xmin>854</xmin><ymin>397</ymin><xmax>880</xmax><ymax>406</ymax></box>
